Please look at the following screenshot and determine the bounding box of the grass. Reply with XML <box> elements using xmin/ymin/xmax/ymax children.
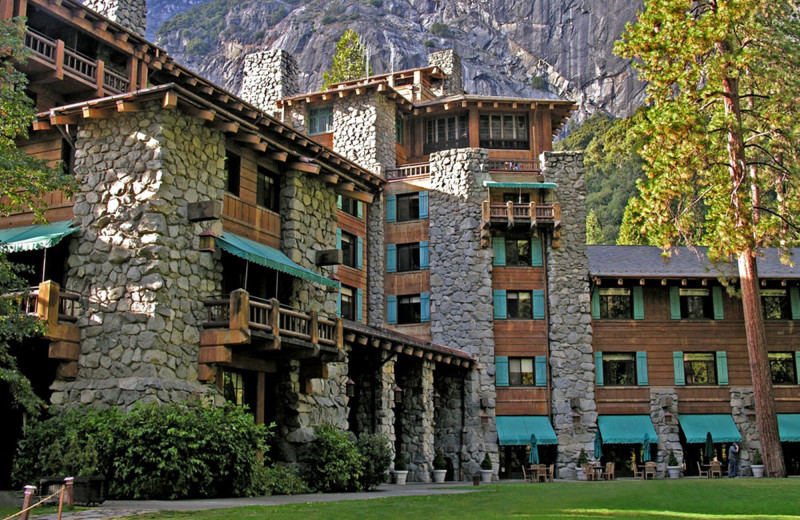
<box><xmin>120</xmin><ymin>479</ymin><xmax>800</xmax><ymax>520</ymax></box>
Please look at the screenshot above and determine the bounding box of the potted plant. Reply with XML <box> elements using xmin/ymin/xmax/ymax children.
<box><xmin>666</xmin><ymin>449</ymin><xmax>681</xmax><ymax>479</ymax></box>
<box><xmin>751</xmin><ymin>448</ymin><xmax>764</xmax><ymax>478</ymax></box>
<box><xmin>393</xmin><ymin>452</ymin><xmax>409</xmax><ymax>485</ymax></box>
<box><xmin>479</xmin><ymin>453</ymin><xmax>493</xmax><ymax>483</ymax></box>
<box><xmin>432</xmin><ymin>451</ymin><xmax>447</xmax><ymax>483</ymax></box>
<box><xmin>576</xmin><ymin>448</ymin><xmax>588</xmax><ymax>480</ymax></box>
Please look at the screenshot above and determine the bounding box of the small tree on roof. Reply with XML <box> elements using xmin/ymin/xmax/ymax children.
<box><xmin>322</xmin><ymin>29</ymin><xmax>372</xmax><ymax>89</ymax></box>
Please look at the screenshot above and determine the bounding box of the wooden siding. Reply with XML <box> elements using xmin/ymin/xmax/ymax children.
<box><xmin>492</xmin><ymin>266</ymin><xmax>545</xmax><ymax>289</ymax></box>
<box><xmin>596</xmin><ymin>387</ymin><xmax>651</xmax><ymax>415</ymax></box>
<box><xmin>310</xmin><ymin>132</ymin><xmax>333</xmax><ymax>148</ymax></box>
<box><xmin>386</xmin><ymin>221</ymin><xmax>429</xmax><ymax>245</ymax></box>
<box><xmin>386</xmin><ymin>270</ymin><xmax>430</xmax><ymax>297</ymax></box>
<box><xmin>493</xmin><ymin>320</ymin><xmax>548</xmax><ymax>357</ymax></box>
<box><xmin>387</xmin><ymin>322</ymin><xmax>431</xmax><ymax>341</ymax></box>
<box><xmin>496</xmin><ymin>387</ymin><xmax>548</xmax><ymax>415</ymax></box>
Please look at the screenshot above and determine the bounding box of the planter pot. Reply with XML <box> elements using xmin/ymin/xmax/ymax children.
<box><xmin>667</xmin><ymin>466</ymin><xmax>681</xmax><ymax>479</ymax></box>
<box><xmin>39</xmin><ymin>476</ymin><xmax>106</xmax><ymax>506</ymax></box>
<box><xmin>393</xmin><ymin>470</ymin><xmax>409</xmax><ymax>485</ymax></box>
<box><xmin>751</xmin><ymin>465</ymin><xmax>765</xmax><ymax>478</ymax></box>
<box><xmin>432</xmin><ymin>469</ymin><xmax>447</xmax><ymax>483</ymax></box>
<box><xmin>576</xmin><ymin>468</ymin><xmax>585</xmax><ymax>481</ymax></box>
<box><xmin>480</xmin><ymin>469</ymin><xmax>493</xmax><ymax>483</ymax></box>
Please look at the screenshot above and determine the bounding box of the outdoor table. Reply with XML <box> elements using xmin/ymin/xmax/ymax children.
<box><xmin>592</xmin><ymin>465</ymin><xmax>604</xmax><ymax>480</ymax></box>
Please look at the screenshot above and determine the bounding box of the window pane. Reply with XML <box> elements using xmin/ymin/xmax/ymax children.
<box><xmin>684</xmin><ymin>353</ymin><xmax>717</xmax><ymax>385</ymax></box>
<box><xmin>341</xmin><ymin>232</ymin><xmax>356</xmax><ymax>268</ymax></box>
<box><xmin>397</xmin><ymin>243</ymin><xmax>420</xmax><ymax>272</ymax></box>
<box><xmin>509</xmin><ymin>358</ymin><xmax>534</xmax><ymax>386</ymax></box>
<box><xmin>507</xmin><ymin>291</ymin><xmax>532</xmax><ymax>319</ymax></box>
<box><xmin>602</xmin><ymin>353</ymin><xmax>636</xmax><ymax>386</ymax></box>
<box><xmin>479</xmin><ymin>115</ymin><xmax>490</xmax><ymax>139</ymax></box>
<box><xmin>341</xmin><ymin>286</ymin><xmax>355</xmax><ymax>320</ymax></box>
<box><xmin>763</xmin><ymin>290</ymin><xmax>789</xmax><ymax>319</ymax></box>
<box><xmin>517</xmin><ymin>116</ymin><xmax>528</xmax><ymax>139</ymax></box>
<box><xmin>491</xmin><ymin>115</ymin><xmax>502</xmax><ymax>138</ymax></box>
<box><xmin>599</xmin><ymin>288</ymin><xmax>632</xmax><ymax>319</ymax></box>
<box><xmin>680</xmin><ymin>288</ymin><xmax>712</xmax><ymax>319</ymax></box>
<box><xmin>396</xmin><ymin>193</ymin><xmax>420</xmax><ymax>222</ymax></box>
<box><xmin>505</xmin><ymin>239</ymin><xmax>531</xmax><ymax>266</ymax></box>
<box><xmin>398</xmin><ymin>295</ymin><xmax>421</xmax><ymax>324</ymax></box>
<box><xmin>769</xmin><ymin>352</ymin><xmax>796</xmax><ymax>384</ymax></box>
<box><xmin>503</xmin><ymin>115</ymin><xmax>514</xmax><ymax>139</ymax></box>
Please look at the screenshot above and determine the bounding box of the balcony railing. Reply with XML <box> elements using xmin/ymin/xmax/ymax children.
<box><xmin>385</xmin><ymin>162</ymin><xmax>430</xmax><ymax>180</ymax></box>
<box><xmin>481</xmin><ymin>201</ymin><xmax>561</xmax><ymax>228</ymax></box>
<box><xmin>487</xmin><ymin>159</ymin><xmax>541</xmax><ymax>174</ymax></box>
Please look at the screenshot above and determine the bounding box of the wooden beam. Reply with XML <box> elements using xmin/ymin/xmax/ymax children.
<box><xmin>235</xmin><ymin>133</ymin><xmax>261</xmax><ymax>144</ymax></box>
<box><xmin>32</xmin><ymin>120</ymin><xmax>52</xmax><ymax>131</ymax></box>
<box><xmin>288</xmin><ymin>161</ymin><xmax>320</xmax><ymax>174</ymax></box>
<box><xmin>82</xmin><ymin>106</ymin><xmax>113</xmax><ymax>119</ymax></box>
<box><xmin>211</xmin><ymin>120</ymin><xmax>239</xmax><ymax>133</ymax></box>
<box><xmin>116</xmin><ymin>100</ymin><xmax>141</xmax><ymax>112</ymax></box>
<box><xmin>163</xmin><ymin>91</ymin><xmax>179</xmax><ymax>109</ymax></box>
<box><xmin>197</xmin><ymin>84</ymin><xmax>214</xmax><ymax>95</ymax></box>
<box><xmin>344</xmin><ymin>189</ymin><xmax>374</xmax><ymax>204</ymax></box>
<box><xmin>49</xmin><ymin>114</ymin><xmax>79</xmax><ymax>125</ymax></box>
<box><xmin>336</xmin><ymin>182</ymin><xmax>355</xmax><ymax>192</ymax></box>
<box><xmin>181</xmin><ymin>105</ymin><xmax>215</xmax><ymax>122</ymax></box>
<box><xmin>319</xmin><ymin>173</ymin><xmax>339</xmax><ymax>184</ymax></box>
<box><xmin>268</xmin><ymin>151</ymin><xmax>288</xmax><ymax>162</ymax></box>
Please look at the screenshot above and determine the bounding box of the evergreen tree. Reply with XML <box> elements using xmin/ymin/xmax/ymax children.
<box><xmin>616</xmin><ymin>0</ymin><xmax>800</xmax><ymax>477</ymax></box>
<box><xmin>322</xmin><ymin>29</ymin><xmax>372</xmax><ymax>88</ymax></box>
<box><xmin>616</xmin><ymin>198</ymin><xmax>650</xmax><ymax>246</ymax></box>
<box><xmin>585</xmin><ymin>209</ymin><xmax>604</xmax><ymax>245</ymax></box>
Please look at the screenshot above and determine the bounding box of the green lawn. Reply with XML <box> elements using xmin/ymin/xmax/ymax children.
<box><xmin>129</xmin><ymin>479</ymin><xmax>799</xmax><ymax>520</ymax></box>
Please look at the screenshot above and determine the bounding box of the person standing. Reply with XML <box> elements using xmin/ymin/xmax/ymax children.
<box><xmin>728</xmin><ymin>442</ymin><xmax>740</xmax><ymax>478</ymax></box>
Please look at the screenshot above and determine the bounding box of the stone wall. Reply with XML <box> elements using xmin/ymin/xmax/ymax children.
<box><xmin>427</xmin><ymin>50</ymin><xmax>464</xmax><ymax>96</ymax></box>
<box><xmin>366</xmin><ymin>196</ymin><xmax>384</xmax><ymax>328</ymax></box>
<box><xmin>650</xmin><ymin>389</ymin><xmax>681</xmax><ymax>468</ymax></box>
<box><xmin>428</xmin><ymin>148</ymin><xmax>496</xmax><ymax>480</ymax></box>
<box><xmin>397</xmin><ymin>359</ymin><xmax>435</xmax><ymax>482</ymax></box>
<box><xmin>333</xmin><ymin>91</ymin><xmax>396</xmax><ymax>176</ymax></box>
<box><xmin>52</xmin><ymin>106</ymin><xmax>225</xmax><ymax>408</ymax></box>
<box><xmin>239</xmin><ymin>50</ymin><xmax>299</xmax><ymax>117</ymax></box>
<box><xmin>730</xmin><ymin>387</ymin><xmax>760</xmax><ymax>475</ymax></box>
<box><xmin>83</xmin><ymin>0</ymin><xmax>146</xmax><ymax>37</ymax></box>
<box><xmin>542</xmin><ymin>151</ymin><xmax>595</xmax><ymax>478</ymax></box>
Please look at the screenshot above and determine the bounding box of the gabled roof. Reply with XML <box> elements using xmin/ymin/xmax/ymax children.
<box><xmin>587</xmin><ymin>245</ymin><xmax>800</xmax><ymax>280</ymax></box>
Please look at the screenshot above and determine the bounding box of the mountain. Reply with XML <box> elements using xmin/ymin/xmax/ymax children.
<box><xmin>150</xmin><ymin>0</ymin><xmax>647</xmax><ymax>120</ymax></box>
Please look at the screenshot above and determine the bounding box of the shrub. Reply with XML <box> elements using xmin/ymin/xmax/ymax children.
<box><xmin>307</xmin><ymin>423</ymin><xmax>364</xmax><ymax>492</ymax></box>
<box><xmin>531</xmin><ymin>75</ymin><xmax>549</xmax><ymax>92</ymax></box>
<box><xmin>668</xmin><ymin>449</ymin><xmax>679</xmax><ymax>466</ymax></box>
<box><xmin>356</xmin><ymin>433</ymin><xmax>391</xmax><ymax>490</ymax></box>
<box><xmin>369</xmin><ymin>0</ymin><xmax>383</xmax><ymax>6</ymax></box>
<box><xmin>185</xmin><ymin>37</ymin><xmax>210</xmax><ymax>56</ymax></box>
<box><xmin>430</xmin><ymin>22</ymin><xmax>455</xmax><ymax>38</ymax></box>
<box><xmin>481</xmin><ymin>453</ymin><xmax>492</xmax><ymax>470</ymax></box>
<box><xmin>577</xmin><ymin>448</ymin><xmax>588</xmax><ymax>466</ymax></box>
<box><xmin>394</xmin><ymin>451</ymin><xmax>408</xmax><ymax>471</ymax></box>
<box><xmin>263</xmin><ymin>464</ymin><xmax>310</xmax><ymax>495</ymax></box>
<box><xmin>433</xmin><ymin>451</ymin><xmax>447</xmax><ymax>470</ymax></box>
<box><xmin>753</xmin><ymin>448</ymin><xmax>763</xmax><ymax>465</ymax></box>
<box><xmin>424</xmin><ymin>40</ymin><xmax>435</xmax><ymax>48</ymax></box>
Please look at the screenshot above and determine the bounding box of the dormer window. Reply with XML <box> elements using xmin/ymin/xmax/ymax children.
<box><xmin>308</xmin><ymin>105</ymin><xmax>333</xmax><ymax>135</ymax></box>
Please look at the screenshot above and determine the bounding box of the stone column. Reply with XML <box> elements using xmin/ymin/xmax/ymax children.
<box><xmin>427</xmin><ymin>50</ymin><xmax>464</xmax><ymax>96</ymax></box>
<box><xmin>83</xmin><ymin>0</ymin><xmax>146</xmax><ymax>38</ymax></box>
<box><xmin>428</xmin><ymin>148</ymin><xmax>496</xmax><ymax>480</ymax></box>
<box><xmin>333</xmin><ymin>91</ymin><xmax>396</xmax><ymax>176</ymax></box>
<box><xmin>434</xmin><ymin>367</ymin><xmax>464</xmax><ymax>479</ymax></box>
<box><xmin>542</xmin><ymin>151</ymin><xmax>595</xmax><ymax>478</ymax></box>
<box><xmin>397</xmin><ymin>359</ymin><xmax>435</xmax><ymax>482</ymax></box>
<box><xmin>650</xmin><ymin>389</ymin><xmax>681</xmax><ymax>467</ymax></box>
<box><xmin>367</xmin><ymin>195</ymin><xmax>384</xmax><ymax>329</ymax></box>
<box><xmin>239</xmin><ymin>50</ymin><xmax>299</xmax><ymax>117</ymax></box>
<box><xmin>730</xmin><ymin>387</ymin><xmax>759</xmax><ymax>475</ymax></box>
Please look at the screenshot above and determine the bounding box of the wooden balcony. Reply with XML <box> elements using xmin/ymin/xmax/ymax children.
<box><xmin>23</xmin><ymin>28</ymin><xmax>129</xmax><ymax>96</ymax></box>
<box><xmin>487</xmin><ymin>159</ymin><xmax>541</xmax><ymax>175</ymax></box>
<box><xmin>198</xmin><ymin>290</ymin><xmax>343</xmax><ymax>382</ymax></box>
<box><xmin>481</xmin><ymin>200</ymin><xmax>561</xmax><ymax>229</ymax></box>
<box><xmin>386</xmin><ymin>162</ymin><xmax>430</xmax><ymax>181</ymax></box>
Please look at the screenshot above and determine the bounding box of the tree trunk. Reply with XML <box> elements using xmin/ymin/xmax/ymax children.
<box><xmin>738</xmin><ymin>250</ymin><xmax>785</xmax><ymax>477</ymax></box>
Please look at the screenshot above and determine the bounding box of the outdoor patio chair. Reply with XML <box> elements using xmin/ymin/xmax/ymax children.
<box><xmin>583</xmin><ymin>463</ymin><xmax>595</xmax><ymax>481</ymax></box>
<box><xmin>696</xmin><ymin>462</ymin><xmax>709</xmax><ymax>478</ymax></box>
<box><xmin>603</xmin><ymin>462</ymin><xmax>615</xmax><ymax>480</ymax></box>
<box><xmin>634</xmin><ymin>465</ymin><xmax>644</xmax><ymax>479</ymax></box>
<box><xmin>710</xmin><ymin>461</ymin><xmax>722</xmax><ymax>478</ymax></box>
<box><xmin>548</xmin><ymin>464</ymin><xmax>554</xmax><ymax>482</ymax></box>
<box><xmin>644</xmin><ymin>462</ymin><xmax>657</xmax><ymax>480</ymax></box>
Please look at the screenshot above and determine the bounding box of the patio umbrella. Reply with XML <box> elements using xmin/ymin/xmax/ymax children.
<box><xmin>704</xmin><ymin>431</ymin><xmax>715</xmax><ymax>461</ymax></box>
<box><xmin>594</xmin><ymin>430</ymin><xmax>602</xmax><ymax>461</ymax></box>
<box><xmin>642</xmin><ymin>434</ymin><xmax>651</xmax><ymax>463</ymax></box>
<box><xmin>528</xmin><ymin>433</ymin><xmax>540</xmax><ymax>464</ymax></box>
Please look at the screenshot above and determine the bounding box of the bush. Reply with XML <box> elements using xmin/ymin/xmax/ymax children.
<box><xmin>307</xmin><ymin>423</ymin><xmax>364</xmax><ymax>492</ymax></box>
<box><xmin>433</xmin><ymin>451</ymin><xmax>447</xmax><ymax>470</ymax></box>
<box><xmin>668</xmin><ymin>449</ymin><xmax>679</xmax><ymax>466</ymax></box>
<box><xmin>394</xmin><ymin>452</ymin><xmax>408</xmax><ymax>471</ymax></box>
<box><xmin>577</xmin><ymin>448</ymin><xmax>588</xmax><ymax>466</ymax></box>
<box><xmin>753</xmin><ymin>449</ymin><xmax>763</xmax><ymax>465</ymax></box>
<box><xmin>430</xmin><ymin>22</ymin><xmax>455</xmax><ymax>38</ymax></box>
<box><xmin>481</xmin><ymin>453</ymin><xmax>492</xmax><ymax>470</ymax></box>
<box><xmin>185</xmin><ymin>37</ymin><xmax>210</xmax><ymax>56</ymax></box>
<box><xmin>369</xmin><ymin>0</ymin><xmax>383</xmax><ymax>6</ymax></box>
<box><xmin>356</xmin><ymin>433</ymin><xmax>391</xmax><ymax>490</ymax></box>
<box><xmin>263</xmin><ymin>465</ymin><xmax>310</xmax><ymax>495</ymax></box>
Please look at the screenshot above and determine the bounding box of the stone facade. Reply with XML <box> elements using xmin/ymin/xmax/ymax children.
<box><xmin>83</xmin><ymin>0</ymin><xmax>146</xmax><ymax>38</ymax></box>
<box><xmin>428</xmin><ymin>148</ymin><xmax>496</xmax><ymax>479</ymax></box>
<box><xmin>730</xmin><ymin>387</ymin><xmax>760</xmax><ymax>475</ymax></box>
<box><xmin>397</xmin><ymin>359</ymin><xmax>436</xmax><ymax>482</ymax></box>
<box><xmin>427</xmin><ymin>50</ymin><xmax>464</xmax><ymax>96</ymax></box>
<box><xmin>240</xmin><ymin>50</ymin><xmax>299</xmax><ymax>117</ymax></box>
<box><xmin>542</xmin><ymin>151</ymin><xmax>595</xmax><ymax>478</ymax></box>
<box><xmin>650</xmin><ymin>389</ymin><xmax>681</xmax><ymax>468</ymax></box>
<box><xmin>333</xmin><ymin>91</ymin><xmax>396</xmax><ymax>176</ymax></box>
<box><xmin>366</xmin><ymin>196</ymin><xmax>385</xmax><ymax>328</ymax></box>
<box><xmin>52</xmin><ymin>107</ymin><xmax>225</xmax><ymax>408</ymax></box>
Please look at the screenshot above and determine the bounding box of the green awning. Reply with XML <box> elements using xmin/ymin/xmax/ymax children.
<box><xmin>778</xmin><ymin>414</ymin><xmax>800</xmax><ymax>442</ymax></box>
<box><xmin>483</xmin><ymin>181</ymin><xmax>557</xmax><ymax>189</ymax></box>
<box><xmin>598</xmin><ymin>415</ymin><xmax>658</xmax><ymax>444</ymax></box>
<box><xmin>216</xmin><ymin>232</ymin><xmax>338</xmax><ymax>288</ymax></box>
<box><xmin>0</xmin><ymin>220</ymin><xmax>77</xmax><ymax>253</ymax></box>
<box><xmin>496</xmin><ymin>416</ymin><xmax>558</xmax><ymax>446</ymax></box>
<box><xmin>679</xmin><ymin>414</ymin><xmax>742</xmax><ymax>444</ymax></box>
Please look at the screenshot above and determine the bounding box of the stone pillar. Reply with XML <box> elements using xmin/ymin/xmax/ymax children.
<box><xmin>650</xmin><ymin>389</ymin><xmax>681</xmax><ymax>467</ymax></box>
<box><xmin>53</xmin><ymin>106</ymin><xmax>225</xmax><ymax>408</ymax></box>
<box><xmin>730</xmin><ymin>387</ymin><xmax>759</xmax><ymax>475</ymax></box>
<box><xmin>428</xmin><ymin>148</ymin><xmax>496</xmax><ymax>480</ymax></box>
<box><xmin>434</xmin><ymin>367</ymin><xmax>464</xmax><ymax>479</ymax></box>
<box><xmin>239</xmin><ymin>50</ymin><xmax>299</xmax><ymax>117</ymax></box>
<box><xmin>427</xmin><ymin>49</ymin><xmax>464</xmax><ymax>96</ymax></box>
<box><xmin>397</xmin><ymin>359</ymin><xmax>435</xmax><ymax>482</ymax></box>
<box><xmin>367</xmin><ymin>195</ymin><xmax>385</xmax><ymax>328</ymax></box>
<box><xmin>83</xmin><ymin>0</ymin><xmax>146</xmax><ymax>38</ymax></box>
<box><xmin>333</xmin><ymin>91</ymin><xmax>396</xmax><ymax>176</ymax></box>
<box><xmin>543</xmin><ymin>151</ymin><xmax>595</xmax><ymax>478</ymax></box>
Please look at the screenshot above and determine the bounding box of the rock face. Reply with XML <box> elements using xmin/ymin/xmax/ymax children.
<box><xmin>151</xmin><ymin>0</ymin><xmax>647</xmax><ymax>121</ymax></box>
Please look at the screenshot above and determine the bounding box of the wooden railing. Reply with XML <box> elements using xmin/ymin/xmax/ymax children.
<box><xmin>487</xmin><ymin>159</ymin><xmax>541</xmax><ymax>174</ymax></box>
<box><xmin>103</xmin><ymin>68</ymin><xmax>129</xmax><ymax>94</ymax></box>
<box><xmin>481</xmin><ymin>201</ymin><xmax>561</xmax><ymax>227</ymax></box>
<box><xmin>385</xmin><ymin>162</ymin><xmax>430</xmax><ymax>180</ymax></box>
<box><xmin>63</xmin><ymin>47</ymin><xmax>96</xmax><ymax>82</ymax></box>
<box><xmin>24</xmin><ymin>29</ymin><xmax>56</xmax><ymax>63</ymax></box>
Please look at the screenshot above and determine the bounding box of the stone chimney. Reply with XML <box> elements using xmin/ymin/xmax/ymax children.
<box><xmin>83</xmin><ymin>0</ymin><xmax>146</xmax><ymax>38</ymax></box>
<box><xmin>240</xmin><ymin>49</ymin><xmax>299</xmax><ymax>117</ymax></box>
<box><xmin>427</xmin><ymin>49</ymin><xmax>463</xmax><ymax>96</ymax></box>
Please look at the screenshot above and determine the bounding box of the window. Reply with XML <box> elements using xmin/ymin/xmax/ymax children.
<box><xmin>397</xmin><ymin>192</ymin><xmax>420</xmax><ymax>222</ymax></box>
<box><xmin>398</xmin><ymin>295</ymin><xmax>422</xmax><ymax>324</ymax></box>
<box><xmin>509</xmin><ymin>358</ymin><xmax>535</xmax><ymax>386</ymax></box>
<box><xmin>340</xmin><ymin>230</ymin><xmax>357</xmax><ymax>268</ymax></box>
<box><xmin>395</xmin><ymin>113</ymin><xmax>404</xmax><ymax>145</ymax></box>
<box><xmin>423</xmin><ymin>114</ymin><xmax>468</xmax><ymax>154</ymax></box>
<box><xmin>598</xmin><ymin>288</ymin><xmax>632</xmax><ymax>319</ymax></box>
<box><xmin>493</xmin><ymin>237</ymin><xmax>542</xmax><ymax>267</ymax></box>
<box><xmin>257</xmin><ymin>166</ymin><xmax>280</xmax><ymax>211</ymax></box>
<box><xmin>503</xmin><ymin>192</ymin><xmax>530</xmax><ymax>204</ymax></box>
<box><xmin>684</xmin><ymin>353</ymin><xmax>717</xmax><ymax>385</ymax></box>
<box><xmin>504</xmin><ymin>239</ymin><xmax>531</xmax><ymax>266</ymax></box>
<box><xmin>340</xmin><ymin>196</ymin><xmax>360</xmax><ymax>218</ymax></box>
<box><xmin>61</xmin><ymin>138</ymin><xmax>74</xmax><ymax>176</ymax></box>
<box><xmin>763</xmin><ymin>289</ymin><xmax>791</xmax><ymax>319</ymax></box>
<box><xmin>679</xmin><ymin>288</ymin><xmax>713</xmax><ymax>319</ymax></box>
<box><xmin>507</xmin><ymin>291</ymin><xmax>533</xmax><ymax>319</ymax></box>
<box><xmin>225</xmin><ymin>150</ymin><xmax>240</xmax><ymax>196</ymax></box>
<box><xmin>222</xmin><ymin>369</ymin><xmax>245</xmax><ymax>406</ymax></box>
<box><xmin>340</xmin><ymin>285</ymin><xmax>356</xmax><ymax>321</ymax></box>
<box><xmin>397</xmin><ymin>243</ymin><xmax>421</xmax><ymax>272</ymax></box>
<box><xmin>479</xmin><ymin>114</ymin><xmax>529</xmax><ymax>149</ymax></box>
<box><xmin>602</xmin><ymin>353</ymin><xmax>637</xmax><ymax>386</ymax></box>
<box><xmin>769</xmin><ymin>352</ymin><xmax>797</xmax><ymax>385</ymax></box>
<box><xmin>308</xmin><ymin>105</ymin><xmax>333</xmax><ymax>135</ymax></box>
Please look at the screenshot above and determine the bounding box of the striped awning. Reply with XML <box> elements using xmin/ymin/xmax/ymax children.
<box><xmin>496</xmin><ymin>416</ymin><xmax>558</xmax><ymax>445</ymax></box>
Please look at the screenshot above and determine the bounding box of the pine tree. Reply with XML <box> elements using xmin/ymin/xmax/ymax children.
<box><xmin>616</xmin><ymin>198</ymin><xmax>650</xmax><ymax>246</ymax></box>
<box><xmin>322</xmin><ymin>29</ymin><xmax>372</xmax><ymax>89</ymax></box>
<box><xmin>585</xmin><ymin>209</ymin><xmax>604</xmax><ymax>245</ymax></box>
<box><xmin>616</xmin><ymin>0</ymin><xmax>800</xmax><ymax>477</ymax></box>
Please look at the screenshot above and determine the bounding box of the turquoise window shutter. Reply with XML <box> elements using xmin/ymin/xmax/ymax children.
<box><xmin>636</xmin><ymin>351</ymin><xmax>649</xmax><ymax>386</ymax></box>
<box><xmin>419</xmin><ymin>191</ymin><xmax>429</xmax><ymax>219</ymax></box>
<box><xmin>595</xmin><ymin>352</ymin><xmax>604</xmax><ymax>386</ymax></box>
<box><xmin>336</xmin><ymin>228</ymin><xmax>342</xmax><ymax>250</ymax></box>
<box><xmin>673</xmin><ymin>351</ymin><xmax>685</xmax><ymax>385</ymax></box>
<box><xmin>535</xmin><ymin>356</ymin><xmax>547</xmax><ymax>386</ymax></box>
<box><xmin>533</xmin><ymin>290</ymin><xmax>545</xmax><ymax>319</ymax></box>
<box><xmin>493</xmin><ymin>290</ymin><xmax>507</xmax><ymax>319</ymax></box>
<box><xmin>716</xmin><ymin>351</ymin><xmax>729</xmax><ymax>385</ymax></box>
<box><xmin>495</xmin><ymin>356</ymin><xmax>509</xmax><ymax>387</ymax></box>
<box><xmin>492</xmin><ymin>237</ymin><xmax>506</xmax><ymax>266</ymax></box>
<box><xmin>591</xmin><ymin>289</ymin><xmax>600</xmax><ymax>319</ymax></box>
<box><xmin>356</xmin><ymin>288</ymin><xmax>363</xmax><ymax>323</ymax></box>
<box><xmin>386</xmin><ymin>244</ymin><xmax>397</xmax><ymax>273</ymax></box>
<box><xmin>713</xmin><ymin>286</ymin><xmax>725</xmax><ymax>320</ymax></box>
<box><xmin>633</xmin><ymin>286</ymin><xmax>644</xmax><ymax>320</ymax></box>
<box><xmin>795</xmin><ymin>352</ymin><xmax>800</xmax><ymax>384</ymax></box>
<box><xmin>531</xmin><ymin>237</ymin><xmax>543</xmax><ymax>267</ymax></box>
<box><xmin>356</xmin><ymin>201</ymin><xmax>363</xmax><ymax>219</ymax></box>
<box><xmin>420</xmin><ymin>241</ymin><xmax>430</xmax><ymax>270</ymax></box>
<box><xmin>337</xmin><ymin>291</ymin><xmax>342</xmax><ymax>317</ymax></box>
<box><xmin>790</xmin><ymin>287</ymin><xmax>800</xmax><ymax>320</ymax></box>
<box><xmin>337</xmin><ymin>195</ymin><xmax>343</xmax><ymax>210</ymax></box>
<box><xmin>420</xmin><ymin>293</ymin><xmax>430</xmax><ymax>322</ymax></box>
<box><xmin>356</xmin><ymin>236</ymin><xmax>363</xmax><ymax>270</ymax></box>
<box><xmin>386</xmin><ymin>194</ymin><xmax>396</xmax><ymax>223</ymax></box>
<box><xmin>387</xmin><ymin>296</ymin><xmax>397</xmax><ymax>325</ymax></box>
<box><xmin>669</xmin><ymin>287</ymin><xmax>681</xmax><ymax>319</ymax></box>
